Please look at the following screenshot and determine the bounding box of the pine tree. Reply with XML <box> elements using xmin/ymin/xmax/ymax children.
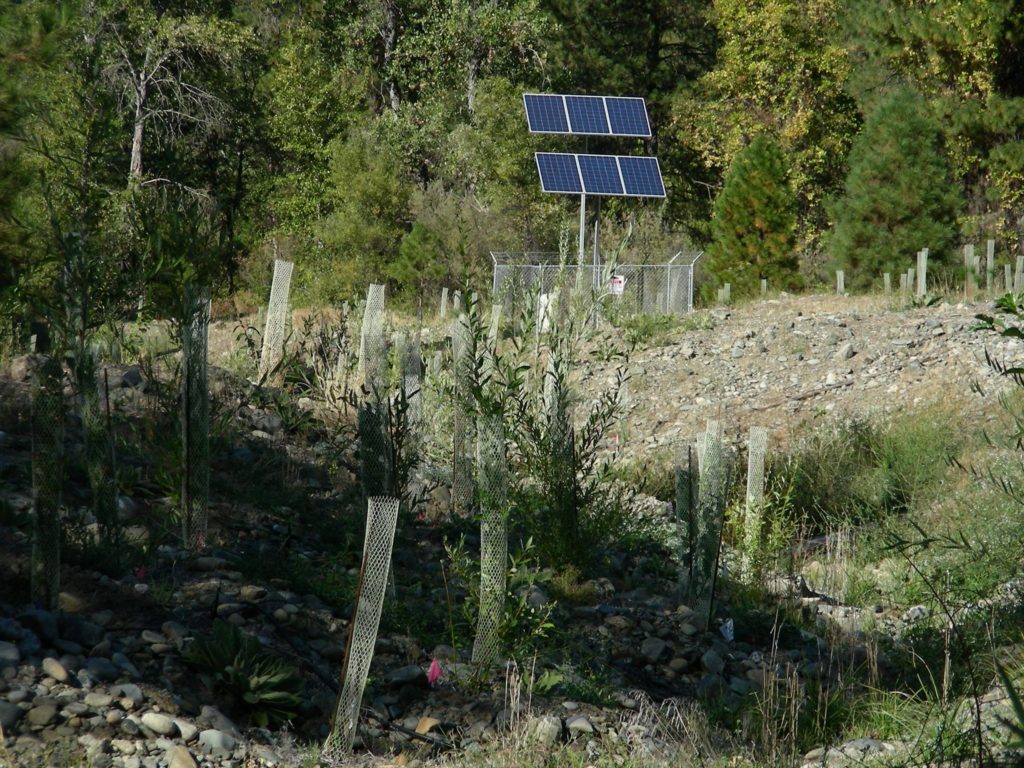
<box><xmin>705</xmin><ymin>135</ymin><xmax>800</xmax><ymax>296</ymax></box>
<box><xmin>829</xmin><ymin>88</ymin><xmax>961</xmax><ymax>288</ymax></box>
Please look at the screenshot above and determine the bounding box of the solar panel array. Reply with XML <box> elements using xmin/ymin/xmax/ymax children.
<box><xmin>523</xmin><ymin>93</ymin><xmax>651</xmax><ymax>137</ymax></box>
<box><xmin>535</xmin><ymin>153</ymin><xmax>665</xmax><ymax>198</ymax></box>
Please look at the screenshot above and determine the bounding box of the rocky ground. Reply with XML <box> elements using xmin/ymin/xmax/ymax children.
<box><xmin>2</xmin><ymin>292</ymin><xmax>1024</xmax><ymax>768</ymax></box>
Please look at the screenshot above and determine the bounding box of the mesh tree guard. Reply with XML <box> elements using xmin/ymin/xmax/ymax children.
<box><xmin>964</xmin><ymin>244</ymin><xmax>976</xmax><ymax>299</ymax></box>
<box><xmin>1016</xmin><ymin>255</ymin><xmax>1024</xmax><ymax>293</ymax></box>
<box><xmin>79</xmin><ymin>353</ymin><xmax>117</xmax><ymax>553</ymax></box>
<box><xmin>359</xmin><ymin>283</ymin><xmax>388</xmax><ymax>400</ymax></box>
<box><xmin>31</xmin><ymin>357</ymin><xmax>64</xmax><ymax>610</ymax></box>
<box><xmin>884</xmin><ymin>273</ymin><xmax>891</xmax><ymax>293</ymax></box>
<box><xmin>987</xmin><ymin>240</ymin><xmax>995</xmax><ymax>293</ymax></box>
<box><xmin>472</xmin><ymin>414</ymin><xmax>508</xmax><ymax>666</ymax></box>
<box><xmin>688</xmin><ymin>421</ymin><xmax>727</xmax><ymax>610</ymax></box>
<box><xmin>741</xmin><ymin>426</ymin><xmax>769</xmax><ymax>580</ymax></box>
<box><xmin>452</xmin><ymin>290</ymin><xmax>463</xmax><ymax>314</ymax></box>
<box><xmin>358</xmin><ymin>400</ymin><xmax>391</xmax><ymax>500</ymax></box>
<box><xmin>451</xmin><ymin>313</ymin><xmax>475</xmax><ymax>516</ymax></box>
<box><xmin>258</xmin><ymin>259</ymin><xmax>293</xmax><ymax>383</ymax></box>
<box><xmin>398</xmin><ymin>332</ymin><xmax>422</xmax><ymax>428</ymax></box>
<box><xmin>675</xmin><ymin>443</ymin><xmax>696</xmax><ymax>599</ymax></box>
<box><xmin>836</xmin><ymin>271</ymin><xmax>844</xmax><ymax>295</ymax></box>
<box><xmin>323</xmin><ymin>496</ymin><xmax>400</xmax><ymax>760</ymax></box>
<box><xmin>181</xmin><ymin>285</ymin><xmax>211</xmax><ymax>549</ymax></box>
<box><xmin>440</xmin><ymin>287</ymin><xmax>449</xmax><ymax>321</ymax></box>
<box><xmin>484</xmin><ymin>304</ymin><xmax>502</xmax><ymax>380</ymax></box>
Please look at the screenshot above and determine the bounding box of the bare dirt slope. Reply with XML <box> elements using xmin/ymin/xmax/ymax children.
<box><xmin>586</xmin><ymin>293</ymin><xmax>1022</xmax><ymax>456</ymax></box>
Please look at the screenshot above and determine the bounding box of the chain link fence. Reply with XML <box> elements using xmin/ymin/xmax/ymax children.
<box><xmin>323</xmin><ymin>496</ymin><xmax>400</xmax><ymax>760</ymax></box>
<box><xmin>31</xmin><ymin>356</ymin><xmax>64</xmax><ymax>610</ymax></box>
<box><xmin>492</xmin><ymin>253</ymin><xmax>699</xmax><ymax>323</ymax></box>
<box><xmin>472</xmin><ymin>413</ymin><xmax>508</xmax><ymax>666</ymax></box>
<box><xmin>258</xmin><ymin>259</ymin><xmax>293</xmax><ymax>383</ymax></box>
<box><xmin>181</xmin><ymin>285</ymin><xmax>211</xmax><ymax>549</ymax></box>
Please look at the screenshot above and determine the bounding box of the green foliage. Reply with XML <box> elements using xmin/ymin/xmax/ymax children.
<box><xmin>774</xmin><ymin>412</ymin><xmax>959</xmax><ymax>531</ymax></box>
<box><xmin>392</xmin><ymin>223</ymin><xmax>448</xmax><ymax>299</ymax></box>
<box><xmin>445</xmin><ymin>536</ymin><xmax>556</xmax><ymax>661</ymax></box>
<box><xmin>684</xmin><ymin>0</ymin><xmax>858</xmax><ymax>237</ymax></box>
<box><xmin>829</xmin><ymin>89</ymin><xmax>962</xmax><ymax>289</ymax></box>
<box><xmin>705</xmin><ymin>136</ymin><xmax>801</xmax><ymax>297</ymax></box>
<box><xmin>617</xmin><ymin>313</ymin><xmax>682</xmax><ymax>349</ymax></box>
<box><xmin>315</xmin><ymin>127</ymin><xmax>412</xmax><ymax>303</ymax></box>
<box><xmin>184</xmin><ymin>620</ymin><xmax>303</xmax><ymax>728</ymax></box>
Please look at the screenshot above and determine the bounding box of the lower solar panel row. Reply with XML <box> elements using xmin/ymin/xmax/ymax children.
<box><xmin>535</xmin><ymin>152</ymin><xmax>665</xmax><ymax>198</ymax></box>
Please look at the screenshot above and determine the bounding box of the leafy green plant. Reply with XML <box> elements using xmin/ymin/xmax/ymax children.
<box><xmin>445</xmin><ymin>536</ymin><xmax>556</xmax><ymax>662</ymax></box>
<box><xmin>619</xmin><ymin>313</ymin><xmax>680</xmax><ymax>349</ymax></box>
<box><xmin>184</xmin><ymin>620</ymin><xmax>303</xmax><ymax>727</ymax></box>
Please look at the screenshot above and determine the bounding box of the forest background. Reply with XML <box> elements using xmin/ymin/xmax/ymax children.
<box><xmin>1</xmin><ymin>0</ymin><xmax>1023</xmax><ymax>322</ymax></box>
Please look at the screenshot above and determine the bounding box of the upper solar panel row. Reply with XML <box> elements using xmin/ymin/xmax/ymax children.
<box><xmin>535</xmin><ymin>153</ymin><xmax>665</xmax><ymax>198</ymax></box>
<box><xmin>523</xmin><ymin>94</ymin><xmax>651</xmax><ymax>137</ymax></box>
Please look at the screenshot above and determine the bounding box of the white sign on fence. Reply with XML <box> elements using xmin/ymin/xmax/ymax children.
<box><xmin>609</xmin><ymin>275</ymin><xmax>626</xmax><ymax>296</ymax></box>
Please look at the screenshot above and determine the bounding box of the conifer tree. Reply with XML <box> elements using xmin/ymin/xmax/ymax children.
<box><xmin>829</xmin><ymin>88</ymin><xmax>961</xmax><ymax>288</ymax></box>
<box><xmin>705</xmin><ymin>135</ymin><xmax>800</xmax><ymax>296</ymax></box>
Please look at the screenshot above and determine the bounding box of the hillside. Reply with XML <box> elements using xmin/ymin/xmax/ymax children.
<box><xmin>3</xmin><ymin>292</ymin><xmax>1024</xmax><ymax>768</ymax></box>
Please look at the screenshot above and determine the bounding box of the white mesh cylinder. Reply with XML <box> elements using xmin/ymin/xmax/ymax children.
<box><xmin>964</xmin><ymin>244</ymin><xmax>976</xmax><ymax>299</ymax></box>
<box><xmin>359</xmin><ymin>283</ymin><xmax>387</xmax><ymax>400</ymax></box>
<box><xmin>323</xmin><ymin>496</ymin><xmax>400</xmax><ymax>759</ymax></box>
<box><xmin>691</xmin><ymin>421</ymin><xmax>726</xmax><ymax>607</ymax></box>
<box><xmin>472</xmin><ymin>414</ymin><xmax>508</xmax><ymax>666</ymax></box>
<box><xmin>258</xmin><ymin>259</ymin><xmax>293</xmax><ymax>383</ymax></box>
<box><xmin>31</xmin><ymin>356</ymin><xmax>64</xmax><ymax>610</ymax></box>
<box><xmin>484</xmin><ymin>304</ymin><xmax>502</xmax><ymax>380</ymax></box>
<box><xmin>917</xmin><ymin>248</ymin><xmax>928</xmax><ymax>296</ymax></box>
<box><xmin>181</xmin><ymin>285</ymin><xmax>210</xmax><ymax>549</ymax></box>
<box><xmin>987</xmin><ymin>240</ymin><xmax>995</xmax><ymax>293</ymax></box>
<box><xmin>451</xmin><ymin>313</ymin><xmax>475</xmax><ymax>515</ymax></box>
<box><xmin>440</xmin><ymin>287</ymin><xmax>449</xmax><ymax>321</ymax></box>
<box><xmin>741</xmin><ymin>426</ymin><xmax>769</xmax><ymax>579</ymax></box>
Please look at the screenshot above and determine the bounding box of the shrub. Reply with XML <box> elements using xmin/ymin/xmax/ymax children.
<box><xmin>184</xmin><ymin>620</ymin><xmax>303</xmax><ymax>727</ymax></box>
<box><xmin>829</xmin><ymin>88</ymin><xmax>961</xmax><ymax>289</ymax></box>
<box><xmin>705</xmin><ymin>135</ymin><xmax>801</xmax><ymax>298</ymax></box>
<box><xmin>773</xmin><ymin>413</ymin><xmax>958</xmax><ymax>530</ymax></box>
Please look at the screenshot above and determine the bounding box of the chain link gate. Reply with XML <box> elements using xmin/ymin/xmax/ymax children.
<box><xmin>181</xmin><ymin>285</ymin><xmax>211</xmax><ymax>550</ymax></box>
<box><xmin>31</xmin><ymin>356</ymin><xmax>64</xmax><ymax>610</ymax></box>
<box><xmin>472</xmin><ymin>413</ymin><xmax>508</xmax><ymax>666</ymax></box>
<box><xmin>323</xmin><ymin>496</ymin><xmax>401</xmax><ymax>760</ymax></box>
<box><xmin>741</xmin><ymin>426</ymin><xmax>769</xmax><ymax>580</ymax></box>
<box><xmin>258</xmin><ymin>259</ymin><xmax>293</xmax><ymax>383</ymax></box>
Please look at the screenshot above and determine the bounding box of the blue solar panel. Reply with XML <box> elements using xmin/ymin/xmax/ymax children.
<box><xmin>605</xmin><ymin>97</ymin><xmax>651</xmax><ymax>137</ymax></box>
<box><xmin>535</xmin><ymin>153</ymin><xmax>582</xmax><ymax>193</ymax></box>
<box><xmin>578</xmin><ymin>154</ymin><xmax>623</xmax><ymax>195</ymax></box>
<box><xmin>618</xmin><ymin>156</ymin><xmax>665</xmax><ymax>198</ymax></box>
<box><xmin>565</xmin><ymin>96</ymin><xmax>610</xmax><ymax>135</ymax></box>
<box><xmin>523</xmin><ymin>94</ymin><xmax>569</xmax><ymax>133</ymax></box>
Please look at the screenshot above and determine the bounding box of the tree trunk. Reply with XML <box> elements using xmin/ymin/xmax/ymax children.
<box><xmin>466</xmin><ymin>55</ymin><xmax>480</xmax><ymax>115</ymax></box>
<box><xmin>129</xmin><ymin>79</ymin><xmax>146</xmax><ymax>182</ymax></box>
<box><xmin>382</xmin><ymin>1</ymin><xmax>400</xmax><ymax>111</ymax></box>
